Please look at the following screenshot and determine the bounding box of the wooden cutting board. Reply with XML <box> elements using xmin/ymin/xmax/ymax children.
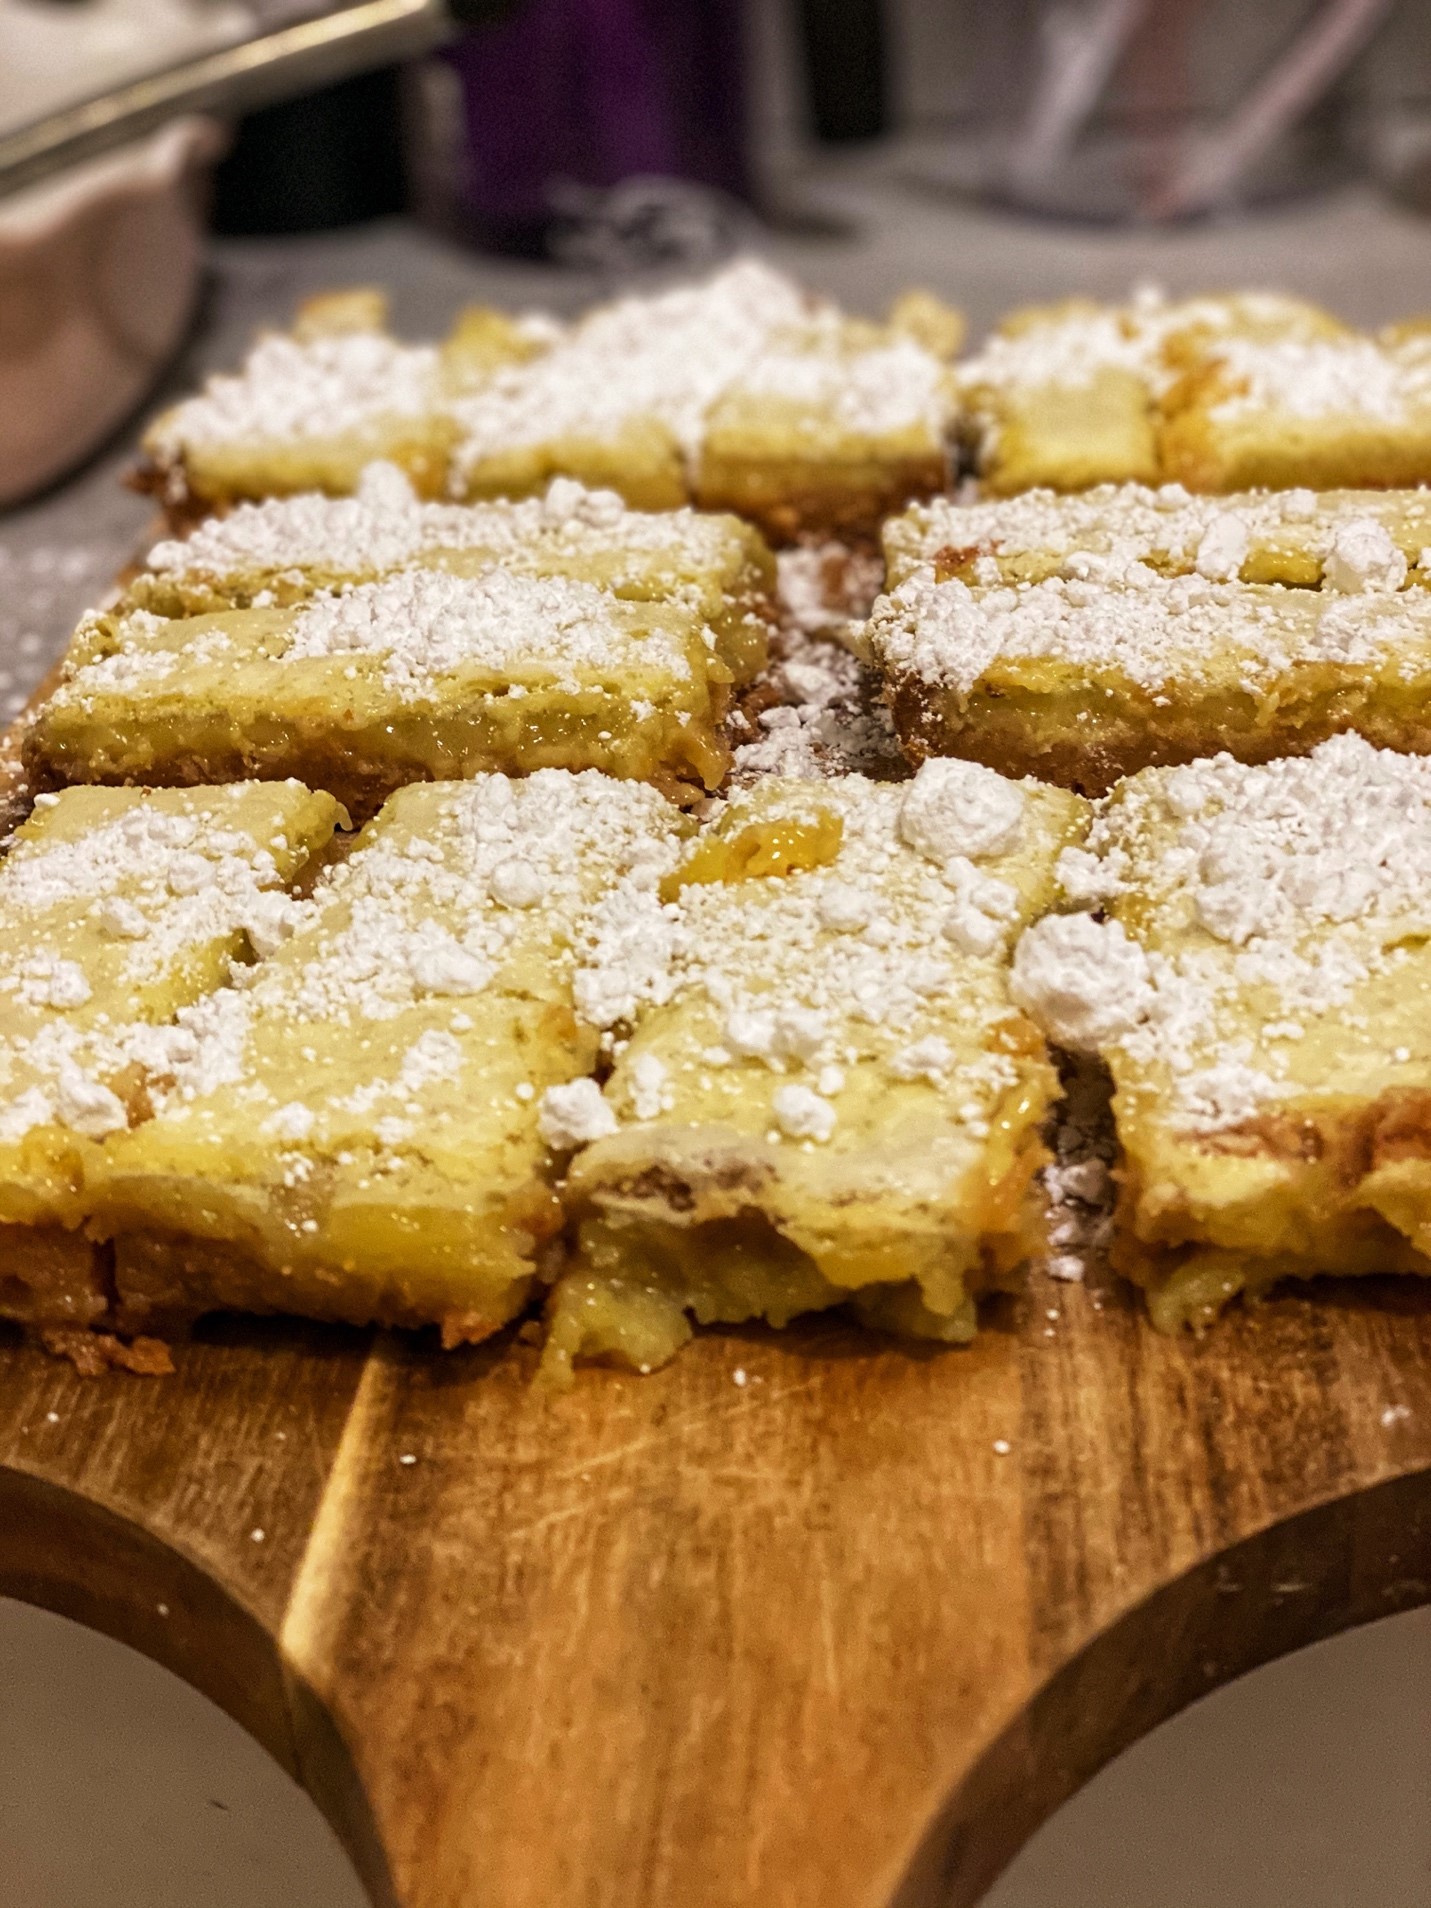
<box><xmin>1</xmin><ymin>698</ymin><xmax>1429</xmax><ymax>1907</ymax></box>
<box><xmin>2</xmin><ymin>1267</ymin><xmax>1429</xmax><ymax>1907</ymax></box>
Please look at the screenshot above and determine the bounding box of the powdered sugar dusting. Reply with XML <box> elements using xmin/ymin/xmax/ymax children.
<box><xmin>956</xmin><ymin>288</ymin><xmax>1335</xmax><ymax>447</ymax></box>
<box><xmin>148</xmin><ymin>330</ymin><xmax>440</xmax><ymax>457</ymax></box>
<box><xmin>142</xmin><ymin>469</ymin><xmax>751</xmax><ymax>602</ymax></box>
<box><xmin>724</xmin><ymin>325</ymin><xmax>949</xmax><ymax>439</ymax></box>
<box><xmin>0</xmin><ymin>785</ymin><xmax>329</xmax><ymax>1150</ymax></box>
<box><xmin>453</xmin><ymin>259</ymin><xmax>813</xmax><ymax>478</ymax></box>
<box><xmin>283</xmin><ymin>568</ymin><xmax>694</xmax><ymax>692</ymax></box>
<box><xmin>1018</xmin><ymin>733</ymin><xmax>1431</xmax><ymax>1133</ymax></box>
<box><xmin>868</xmin><ymin>568</ymin><xmax>1431</xmax><ymax>697</ymax></box>
<box><xmin>1204</xmin><ymin>333</ymin><xmax>1431</xmax><ymax>425</ymax></box>
<box><xmin>884</xmin><ymin>483</ymin><xmax>1431</xmax><ymax>594</ymax></box>
<box><xmin>577</xmin><ymin>773</ymin><xmax>1076</xmax><ymax>1156</ymax></box>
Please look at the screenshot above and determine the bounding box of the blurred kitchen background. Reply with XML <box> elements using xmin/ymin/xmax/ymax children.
<box><xmin>3</xmin><ymin>3</ymin><xmax>1431</xmax><ymax>1904</ymax></box>
<box><xmin>7</xmin><ymin>0</ymin><xmax>1431</xmax><ymax>539</ymax></box>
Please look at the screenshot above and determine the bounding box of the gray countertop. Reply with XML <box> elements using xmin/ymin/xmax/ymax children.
<box><xmin>4</xmin><ymin>173</ymin><xmax>1431</xmax><ymax>716</ymax></box>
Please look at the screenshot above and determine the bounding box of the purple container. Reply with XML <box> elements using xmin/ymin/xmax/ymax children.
<box><xmin>447</xmin><ymin>0</ymin><xmax>751</xmax><ymax>252</ymax></box>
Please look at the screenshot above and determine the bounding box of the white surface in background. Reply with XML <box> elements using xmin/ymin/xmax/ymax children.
<box><xmin>1</xmin><ymin>1595</ymin><xmax>1428</xmax><ymax>1906</ymax></box>
<box><xmin>0</xmin><ymin>0</ymin><xmax>252</xmax><ymax>138</ymax></box>
<box><xmin>989</xmin><ymin>1602</ymin><xmax>1431</xmax><ymax>1908</ymax></box>
<box><xmin>0</xmin><ymin>1597</ymin><xmax>365</xmax><ymax>1908</ymax></box>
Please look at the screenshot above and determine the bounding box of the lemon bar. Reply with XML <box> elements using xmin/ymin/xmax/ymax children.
<box><xmin>449</xmin><ymin>259</ymin><xmax>961</xmax><ymax>537</ymax></box>
<box><xmin>541</xmin><ymin>762</ymin><xmax>1087</xmax><ymax>1379</ymax></box>
<box><xmin>1010</xmin><ymin>734</ymin><xmax>1431</xmax><ymax>1328</ymax></box>
<box><xmin>1158</xmin><ymin>327</ymin><xmax>1431</xmax><ymax>493</ymax></box>
<box><xmin>30</xmin><ymin>568</ymin><xmax>738</xmax><ymax>816</ymax></box>
<box><xmin>693</xmin><ymin>316</ymin><xmax>957</xmax><ymax>541</ymax></box>
<box><xmin>884</xmin><ymin>484</ymin><xmax>1431</xmax><ymax>592</ymax></box>
<box><xmin>0</xmin><ymin>782</ymin><xmax>342</xmax><ymax>1334</ymax></box>
<box><xmin>450</xmin><ymin>260</ymin><xmax>812</xmax><ymax>512</ymax></box>
<box><xmin>140</xmin><ymin>289</ymin><xmax>558</xmax><ymax>517</ymax></box>
<box><xmin>956</xmin><ymin>290</ymin><xmax>1339</xmax><ymax>495</ymax></box>
<box><xmin>87</xmin><ymin>772</ymin><xmax>690</xmax><ymax>1341</ymax></box>
<box><xmin>866</xmin><ymin>567</ymin><xmax>1431</xmax><ymax>796</ymax></box>
<box><xmin>125</xmin><ymin>468</ymin><xmax>775</xmax><ymax>684</ymax></box>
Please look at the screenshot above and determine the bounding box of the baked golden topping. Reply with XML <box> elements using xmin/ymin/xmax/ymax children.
<box><xmin>31</xmin><ymin>562</ymin><xmax>744</xmax><ymax>814</ymax></box>
<box><xmin>1012</xmin><ymin>734</ymin><xmax>1431</xmax><ymax>1327</ymax></box>
<box><xmin>545</xmin><ymin>766</ymin><xmax>1087</xmax><ymax>1379</ymax></box>
<box><xmin>956</xmin><ymin>289</ymin><xmax>1431</xmax><ymax>495</ymax></box>
<box><xmin>141</xmin><ymin>263</ymin><xmax>961</xmax><ymax>540</ymax></box>
<box><xmin>0</xmin><ymin>781</ymin><xmax>341</xmax><ymax>1334</ymax></box>
<box><xmin>868</xmin><ymin>488</ymin><xmax>1431</xmax><ymax>795</ymax></box>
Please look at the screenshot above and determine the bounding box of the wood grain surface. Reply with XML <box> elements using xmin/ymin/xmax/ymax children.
<box><xmin>1</xmin><ymin>697</ymin><xmax>1429</xmax><ymax>1907</ymax></box>
<box><xmin>2</xmin><ymin>1269</ymin><xmax>1429</xmax><ymax>1908</ymax></box>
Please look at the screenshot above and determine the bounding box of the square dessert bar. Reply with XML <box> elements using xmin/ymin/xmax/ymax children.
<box><xmin>0</xmin><ymin>781</ymin><xmax>342</xmax><ymax>1337</ymax></box>
<box><xmin>543</xmin><ymin>761</ymin><xmax>1087</xmax><ymax>1380</ymax></box>
<box><xmin>883</xmin><ymin>484</ymin><xmax>1431</xmax><ymax>593</ymax></box>
<box><xmin>955</xmin><ymin>289</ymin><xmax>1338</xmax><ymax>495</ymax></box>
<box><xmin>448</xmin><ymin>260</ymin><xmax>961</xmax><ymax>540</ymax></box>
<box><xmin>87</xmin><ymin>772</ymin><xmax>691</xmax><ymax>1343</ymax></box>
<box><xmin>125</xmin><ymin>470</ymin><xmax>776</xmax><ymax>687</ymax></box>
<box><xmin>1157</xmin><ymin>326</ymin><xmax>1431</xmax><ymax>492</ymax></box>
<box><xmin>140</xmin><ymin>288</ymin><xmax>558</xmax><ymax>519</ymax></box>
<box><xmin>29</xmin><ymin>567</ymin><xmax>741</xmax><ymax>817</ymax></box>
<box><xmin>693</xmin><ymin>316</ymin><xmax>956</xmax><ymax>542</ymax></box>
<box><xmin>1010</xmin><ymin>735</ymin><xmax>1431</xmax><ymax>1329</ymax></box>
<box><xmin>866</xmin><ymin>563</ymin><xmax>1431</xmax><ymax>797</ymax></box>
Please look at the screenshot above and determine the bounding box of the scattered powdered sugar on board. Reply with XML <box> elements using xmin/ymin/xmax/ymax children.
<box><xmin>775</xmin><ymin>542</ymin><xmax>883</xmax><ymax>647</ymax></box>
<box><xmin>1037</xmin><ymin>1056</ymin><xmax>1116</xmax><ymax>1285</ymax></box>
<box><xmin>731</xmin><ymin>541</ymin><xmax>903</xmax><ymax>782</ymax></box>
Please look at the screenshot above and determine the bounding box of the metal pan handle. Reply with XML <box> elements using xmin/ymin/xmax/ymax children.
<box><xmin>0</xmin><ymin>0</ymin><xmax>454</xmax><ymax>202</ymax></box>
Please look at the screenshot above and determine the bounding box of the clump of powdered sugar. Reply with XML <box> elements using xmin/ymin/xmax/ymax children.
<box><xmin>1016</xmin><ymin>733</ymin><xmax>1431</xmax><ymax>1134</ymax></box>
<box><xmin>1323</xmin><ymin>518</ymin><xmax>1408</xmax><ymax>593</ymax></box>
